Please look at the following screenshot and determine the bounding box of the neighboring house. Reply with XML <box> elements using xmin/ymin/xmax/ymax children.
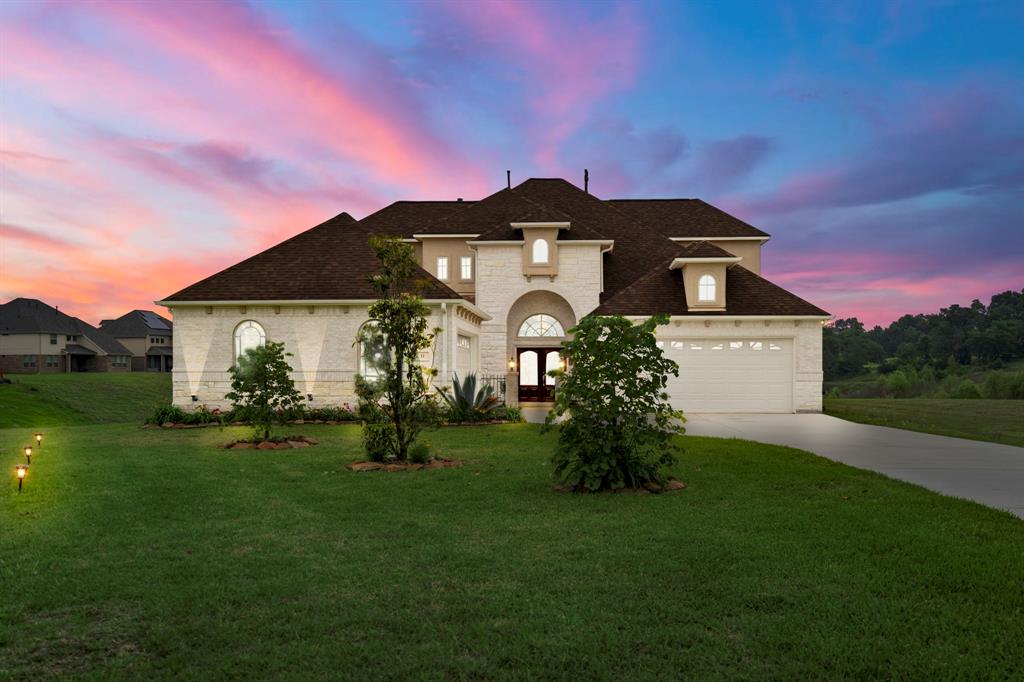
<box><xmin>0</xmin><ymin>298</ymin><xmax>132</xmax><ymax>373</ymax></box>
<box><xmin>100</xmin><ymin>310</ymin><xmax>174</xmax><ymax>372</ymax></box>
<box><xmin>159</xmin><ymin>178</ymin><xmax>829</xmax><ymax>413</ymax></box>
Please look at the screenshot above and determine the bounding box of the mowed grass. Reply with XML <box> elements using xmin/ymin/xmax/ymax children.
<box><xmin>825</xmin><ymin>397</ymin><xmax>1024</xmax><ymax>447</ymax></box>
<box><xmin>1</xmin><ymin>423</ymin><xmax>1022</xmax><ymax>679</ymax></box>
<box><xmin>0</xmin><ymin>373</ymin><xmax>170</xmax><ymax>428</ymax></box>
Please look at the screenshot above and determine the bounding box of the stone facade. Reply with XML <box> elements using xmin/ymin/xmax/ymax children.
<box><xmin>169</xmin><ymin>303</ymin><xmax>479</xmax><ymax>409</ymax></box>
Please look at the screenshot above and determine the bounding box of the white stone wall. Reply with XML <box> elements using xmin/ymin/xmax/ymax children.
<box><xmin>170</xmin><ymin>303</ymin><xmax>458</xmax><ymax>410</ymax></box>
<box><xmin>655</xmin><ymin>318</ymin><xmax>823</xmax><ymax>412</ymax></box>
<box><xmin>474</xmin><ymin>243</ymin><xmax>604</xmax><ymax>375</ymax></box>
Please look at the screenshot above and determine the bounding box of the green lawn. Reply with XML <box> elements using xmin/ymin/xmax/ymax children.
<box><xmin>2</xmin><ymin>423</ymin><xmax>1022</xmax><ymax>679</ymax></box>
<box><xmin>0</xmin><ymin>373</ymin><xmax>170</xmax><ymax>428</ymax></box>
<box><xmin>825</xmin><ymin>398</ymin><xmax>1024</xmax><ymax>447</ymax></box>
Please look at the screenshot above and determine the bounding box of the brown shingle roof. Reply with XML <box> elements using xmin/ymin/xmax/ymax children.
<box><xmin>608</xmin><ymin>199</ymin><xmax>769</xmax><ymax>239</ymax></box>
<box><xmin>161</xmin><ymin>212</ymin><xmax>461</xmax><ymax>302</ymax></box>
<box><xmin>358</xmin><ymin>200</ymin><xmax>473</xmax><ymax>236</ymax></box>
<box><xmin>593</xmin><ymin>262</ymin><xmax>829</xmax><ymax>317</ymax></box>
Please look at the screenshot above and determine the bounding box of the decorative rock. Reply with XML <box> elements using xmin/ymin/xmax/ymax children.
<box><xmin>231</xmin><ymin>442</ymin><xmax>255</xmax><ymax>450</ymax></box>
<box><xmin>664</xmin><ymin>479</ymin><xmax>687</xmax><ymax>491</ymax></box>
<box><xmin>305</xmin><ymin>437</ymin><xmax>320</xmax><ymax>445</ymax></box>
<box><xmin>346</xmin><ymin>461</ymin><xmax>385</xmax><ymax>472</ymax></box>
<box><xmin>287</xmin><ymin>441</ymin><xmax>310</xmax><ymax>448</ymax></box>
<box><xmin>161</xmin><ymin>422</ymin><xmax>173</xmax><ymax>429</ymax></box>
<box><xmin>385</xmin><ymin>464</ymin><xmax>404</xmax><ymax>472</ymax></box>
<box><xmin>274</xmin><ymin>442</ymin><xmax>292</xmax><ymax>449</ymax></box>
<box><xmin>257</xmin><ymin>441</ymin><xmax>277</xmax><ymax>450</ymax></box>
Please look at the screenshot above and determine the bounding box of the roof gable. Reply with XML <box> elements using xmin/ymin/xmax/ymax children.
<box><xmin>100</xmin><ymin>310</ymin><xmax>172</xmax><ymax>338</ymax></box>
<box><xmin>608</xmin><ymin>199</ymin><xmax>769</xmax><ymax>239</ymax></box>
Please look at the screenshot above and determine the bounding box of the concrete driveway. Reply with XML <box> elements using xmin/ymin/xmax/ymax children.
<box><xmin>685</xmin><ymin>413</ymin><xmax>1024</xmax><ymax>519</ymax></box>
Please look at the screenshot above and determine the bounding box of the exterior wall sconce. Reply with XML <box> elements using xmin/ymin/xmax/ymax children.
<box><xmin>307</xmin><ymin>393</ymin><xmax>313</xmax><ymax>402</ymax></box>
<box><xmin>16</xmin><ymin>464</ymin><xmax>27</xmax><ymax>493</ymax></box>
<box><xmin>35</xmin><ymin>432</ymin><xmax>43</xmax><ymax>447</ymax></box>
<box><xmin>508</xmin><ymin>357</ymin><xmax>516</xmax><ymax>371</ymax></box>
<box><xmin>23</xmin><ymin>446</ymin><xmax>32</xmax><ymax>465</ymax></box>
<box><xmin>191</xmin><ymin>395</ymin><xmax>198</xmax><ymax>402</ymax></box>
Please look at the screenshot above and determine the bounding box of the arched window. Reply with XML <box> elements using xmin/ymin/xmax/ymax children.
<box><xmin>518</xmin><ymin>314</ymin><xmax>565</xmax><ymax>337</ymax></box>
<box><xmin>358</xmin><ymin>322</ymin><xmax>387</xmax><ymax>380</ymax></box>
<box><xmin>532</xmin><ymin>238</ymin><xmax>549</xmax><ymax>264</ymax></box>
<box><xmin>698</xmin><ymin>274</ymin><xmax>717</xmax><ymax>302</ymax></box>
<box><xmin>234</xmin><ymin>320</ymin><xmax>266</xmax><ymax>360</ymax></box>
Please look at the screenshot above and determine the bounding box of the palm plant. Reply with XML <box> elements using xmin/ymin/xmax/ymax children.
<box><xmin>438</xmin><ymin>372</ymin><xmax>500</xmax><ymax>422</ymax></box>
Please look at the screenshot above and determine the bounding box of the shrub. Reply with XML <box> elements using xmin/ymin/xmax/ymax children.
<box><xmin>226</xmin><ymin>341</ymin><xmax>303</xmax><ymax>442</ymax></box>
<box><xmin>408</xmin><ymin>441</ymin><xmax>431</xmax><ymax>464</ymax></box>
<box><xmin>362</xmin><ymin>422</ymin><xmax>395</xmax><ymax>463</ymax></box>
<box><xmin>883</xmin><ymin>370</ymin><xmax>913</xmax><ymax>398</ymax></box>
<box><xmin>982</xmin><ymin>371</ymin><xmax>1024</xmax><ymax>400</ymax></box>
<box><xmin>145</xmin><ymin>402</ymin><xmax>188</xmax><ymax>425</ymax></box>
<box><xmin>545</xmin><ymin>314</ymin><xmax>684</xmax><ymax>491</ymax></box>
<box><xmin>438</xmin><ymin>372</ymin><xmax>500</xmax><ymax>422</ymax></box>
<box><xmin>949</xmin><ymin>379</ymin><xmax>982</xmax><ymax>399</ymax></box>
<box><xmin>501</xmin><ymin>405</ymin><xmax>523</xmax><ymax>423</ymax></box>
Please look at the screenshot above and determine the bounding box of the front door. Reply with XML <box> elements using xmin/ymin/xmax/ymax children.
<box><xmin>517</xmin><ymin>348</ymin><xmax>561</xmax><ymax>402</ymax></box>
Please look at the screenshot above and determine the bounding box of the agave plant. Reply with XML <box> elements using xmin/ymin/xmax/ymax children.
<box><xmin>438</xmin><ymin>372</ymin><xmax>500</xmax><ymax>422</ymax></box>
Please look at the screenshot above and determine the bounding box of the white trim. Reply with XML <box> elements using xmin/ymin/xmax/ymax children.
<box><xmin>412</xmin><ymin>233</ymin><xmax>480</xmax><ymax>239</ymax></box>
<box><xmin>155</xmin><ymin>298</ymin><xmax>492</xmax><ymax>321</ymax></box>
<box><xmin>555</xmin><ymin>239</ymin><xmax>614</xmax><ymax>246</ymax></box>
<box><xmin>670</xmin><ymin>236</ymin><xmax>770</xmax><ymax>243</ymax></box>
<box><xmin>621</xmin><ymin>314</ymin><xmax>831</xmax><ymax>321</ymax></box>
<box><xmin>465</xmin><ymin>240</ymin><xmax>523</xmax><ymax>246</ymax></box>
<box><xmin>669</xmin><ymin>257</ymin><xmax>742</xmax><ymax>268</ymax></box>
<box><xmin>510</xmin><ymin>221</ymin><xmax>570</xmax><ymax>229</ymax></box>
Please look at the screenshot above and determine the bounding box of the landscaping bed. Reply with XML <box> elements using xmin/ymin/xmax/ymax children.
<box><xmin>345</xmin><ymin>458</ymin><xmax>463</xmax><ymax>472</ymax></box>
<box><xmin>223</xmin><ymin>435</ymin><xmax>319</xmax><ymax>450</ymax></box>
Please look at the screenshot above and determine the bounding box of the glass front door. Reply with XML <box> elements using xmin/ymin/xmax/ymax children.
<box><xmin>517</xmin><ymin>348</ymin><xmax>561</xmax><ymax>402</ymax></box>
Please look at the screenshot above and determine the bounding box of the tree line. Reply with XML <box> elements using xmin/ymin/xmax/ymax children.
<box><xmin>824</xmin><ymin>289</ymin><xmax>1024</xmax><ymax>381</ymax></box>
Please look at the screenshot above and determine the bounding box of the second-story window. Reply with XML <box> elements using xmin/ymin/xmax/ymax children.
<box><xmin>50</xmin><ymin>334</ymin><xmax>57</xmax><ymax>345</ymax></box>
<box><xmin>698</xmin><ymin>274</ymin><xmax>717</xmax><ymax>302</ymax></box>
<box><xmin>532</xmin><ymin>238</ymin><xmax>549</xmax><ymax>264</ymax></box>
<box><xmin>436</xmin><ymin>256</ymin><xmax>449</xmax><ymax>280</ymax></box>
<box><xmin>460</xmin><ymin>256</ymin><xmax>472</xmax><ymax>280</ymax></box>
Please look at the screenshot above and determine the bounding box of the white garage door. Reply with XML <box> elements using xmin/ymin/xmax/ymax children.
<box><xmin>662</xmin><ymin>339</ymin><xmax>793</xmax><ymax>413</ymax></box>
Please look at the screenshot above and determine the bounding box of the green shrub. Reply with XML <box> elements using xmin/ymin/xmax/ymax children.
<box><xmin>546</xmin><ymin>314</ymin><xmax>684</xmax><ymax>491</ymax></box>
<box><xmin>408</xmin><ymin>441</ymin><xmax>431</xmax><ymax>464</ymax></box>
<box><xmin>145</xmin><ymin>403</ymin><xmax>188</xmax><ymax>425</ymax></box>
<box><xmin>362</xmin><ymin>422</ymin><xmax>395</xmax><ymax>463</ymax></box>
<box><xmin>226</xmin><ymin>341</ymin><xmax>303</xmax><ymax>442</ymax></box>
<box><xmin>883</xmin><ymin>370</ymin><xmax>913</xmax><ymax>398</ymax></box>
<box><xmin>949</xmin><ymin>379</ymin><xmax>982</xmax><ymax>399</ymax></box>
<box><xmin>501</xmin><ymin>405</ymin><xmax>523</xmax><ymax>423</ymax></box>
<box><xmin>983</xmin><ymin>371</ymin><xmax>1024</xmax><ymax>399</ymax></box>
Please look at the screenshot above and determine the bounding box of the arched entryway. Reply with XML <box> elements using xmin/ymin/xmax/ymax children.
<box><xmin>505</xmin><ymin>291</ymin><xmax>576</xmax><ymax>404</ymax></box>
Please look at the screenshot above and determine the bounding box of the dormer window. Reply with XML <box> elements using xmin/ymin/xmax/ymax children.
<box><xmin>698</xmin><ymin>274</ymin><xmax>717</xmax><ymax>302</ymax></box>
<box><xmin>532</xmin><ymin>238</ymin><xmax>549</xmax><ymax>264</ymax></box>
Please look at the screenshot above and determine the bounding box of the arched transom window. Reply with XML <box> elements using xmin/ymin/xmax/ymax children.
<box><xmin>698</xmin><ymin>274</ymin><xmax>717</xmax><ymax>302</ymax></box>
<box><xmin>234</xmin><ymin>320</ymin><xmax>266</xmax><ymax>360</ymax></box>
<box><xmin>531</xmin><ymin>238</ymin><xmax>549</xmax><ymax>264</ymax></box>
<box><xmin>518</xmin><ymin>314</ymin><xmax>565</xmax><ymax>337</ymax></box>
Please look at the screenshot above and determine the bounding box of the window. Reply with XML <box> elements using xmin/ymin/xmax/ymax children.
<box><xmin>698</xmin><ymin>274</ymin><xmax>717</xmax><ymax>302</ymax></box>
<box><xmin>46</xmin><ymin>355</ymin><xmax>59</xmax><ymax>368</ymax></box>
<box><xmin>460</xmin><ymin>256</ymin><xmax>472</xmax><ymax>280</ymax></box>
<box><xmin>111</xmin><ymin>355</ymin><xmax>128</xmax><ymax>368</ymax></box>
<box><xmin>749</xmin><ymin>341</ymin><xmax>763</xmax><ymax>351</ymax></box>
<box><xmin>457</xmin><ymin>336</ymin><xmax>471</xmax><ymax>349</ymax></box>
<box><xmin>689</xmin><ymin>343</ymin><xmax>703</xmax><ymax>351</ymax></box>
<box><xmin>711</xmin><ymin>342</ymin><xmax>724</xmax><ymax>351</ymax></box>
<box><xmin>769</xmin><ymin>342</ymin><xmax>784</xmax><ymax>351</ymax></box>
<box><xmin>532</xmin><ymin>238</ymin><xmax>549</xmax><ymax>264</ymax></box>
<box><xmin>436</xmin><ymin>256</ymin><xmax>449</xmax><ymax>280</ymax></box>
<box><xmin>359</xmin><ymin>322</ymin><xmax>387</xmax><ymax>380</ymax></box>
<box><xmin>233</xmin><ymin>320</ymin><xmax>266</xmax><ymax>360</ymax></box>
<box><xmin>23</xmin><ymin>355</ymin><xmax>37</xmax><ymax>367</ymax></box>
<box><xmin>670</xmin><ymin>341</ymin><xmax>684</xmax><ymax>350</ymax></box>
<box><xmin>729</xmin><ymin>341</ymin><xmax>743</xmax><ymax>350</ymax></box>
<box><xmin>50</xmin><ymin>334</ymin><xmax>57</xmax><ymax>345</ymax></box>
<box><xmin>656</xmin><ymin>341</ymin><xmax>665</xmax><ymax>349</ymax></box>
<box><xmin>517</xmin><ymin>314</ymin><xmax>565</xmax><ymax>337</ymax></box>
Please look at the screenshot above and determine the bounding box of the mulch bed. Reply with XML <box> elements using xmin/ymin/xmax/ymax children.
<box><xmin>345</xmin><ymin>458</ymin><xmax>464</xmax><ymax>472</ymax></box>
<box><xmin>223</xmin><ymin>436</ymin><xmax>320</xmax><ymax>450</ymax></box>
<box><xmin>146</xmin><ymin>419</ymin><xmax>356</xmax><ymax>430</ymax></box>
<box><xmin>552</xmin><ymin>479</ymin><xmax>687</xmax><ymax>494</ymax></box>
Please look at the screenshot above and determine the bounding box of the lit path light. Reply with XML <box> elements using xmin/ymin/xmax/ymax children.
<box><xmin>35</xmin><ymin>432</ymin><xmax>43</xmax><ymax>448</ymax></box>
<box><xmin>23</xmin><ymin>445</ymin><xmax>32</xmax><ymax>465</ymax></box>
<box><xmin>16</xmin><ymin>464</ymin><xmax>27</xmax><ymax>493</ymax></box>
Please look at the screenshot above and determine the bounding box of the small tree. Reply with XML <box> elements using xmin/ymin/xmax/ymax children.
<box><xmin>226</xmin><ymin>341</ymin><xmax>303</xmax><ymax>442</ymax></box>
<box><xmin>355</xmin><ymin>236</ymin><xmax>442</xmax><ymax>462</ymax></box>
<box><xmin>545</xmin><ymin>313</ymin><xmax>685</xmax><ymax>491</ymax></box>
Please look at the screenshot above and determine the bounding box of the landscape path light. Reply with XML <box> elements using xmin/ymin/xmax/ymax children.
<box><xmin>16</xmin><ymin>464</ymin><xmax>27</xmax><ymax>493</ymax></box>
<box><xmin>24</xmin><ymin>445</ymin><xmax>32</xmax><ymax>464</ymax></box>
<box><xmin>35</xmin><ymin>432</ymin><xmax>43</xmax><ymax>448</ymax></box>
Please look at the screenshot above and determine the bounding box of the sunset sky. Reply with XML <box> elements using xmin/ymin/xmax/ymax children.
<box><xmin>1</xmin><ymin>0</ymin><xmax>1021</xmax><ymax>327</ymax></box>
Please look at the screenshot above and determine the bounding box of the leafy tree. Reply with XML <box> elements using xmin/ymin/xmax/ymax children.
<box><xmin>226</xmin><ymin>341</ymin><xmax>303</xmax><ymax>441</ymax></box>
<box><xmin>545</xmin><ymin>313</ymin><xmax>685</xmax><ymax>491</ymax></box>
<box><xmin>354</xmin><ymin>236</ymin><xmax>442</xmax><ymax>462</ymax></box>
<box><xmin>437</xmin><ymin>372</ymin><xmax>500</xmax><ymax>422</ymax></box>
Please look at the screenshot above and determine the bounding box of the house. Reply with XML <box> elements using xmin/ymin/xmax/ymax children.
<box><xmin>0</xmin><ymin>298</ymin><xmax>133</xmax><ymax>373</ymax></box>
<box><xmin>99</xmin><ymin>310</ymin><xmax>174</xmax><ymax>372</ymax></box>
<box><xmin>158</xmin><ymin>178</ymin><xmax>829</xmax><ymax>413</ymax></box>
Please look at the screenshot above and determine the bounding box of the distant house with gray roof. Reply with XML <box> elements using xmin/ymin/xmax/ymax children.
<box><xmin>99</xmin><ymin>310</ymin><xmax>173</xmax><ymax>372</ymax></box>
<box><xmin>0</xmin><ymin>298</ymin><xmax>132</xmax><ymax>374</ymax></box>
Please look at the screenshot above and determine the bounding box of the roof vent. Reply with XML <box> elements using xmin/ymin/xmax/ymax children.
<box><xmin>584</xmin><ymin>168</ymin><xmax>589</xmax><ymax>194</ymax></box>
<box><xmin>506</xmin><ymin>170</ymin><xmax>511</xmax><ymax>189</ymax></box>
<box><xmin>457</xmin><ymin>197</ymin><xmax>463</xmax><ymax>202</ymax></box>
